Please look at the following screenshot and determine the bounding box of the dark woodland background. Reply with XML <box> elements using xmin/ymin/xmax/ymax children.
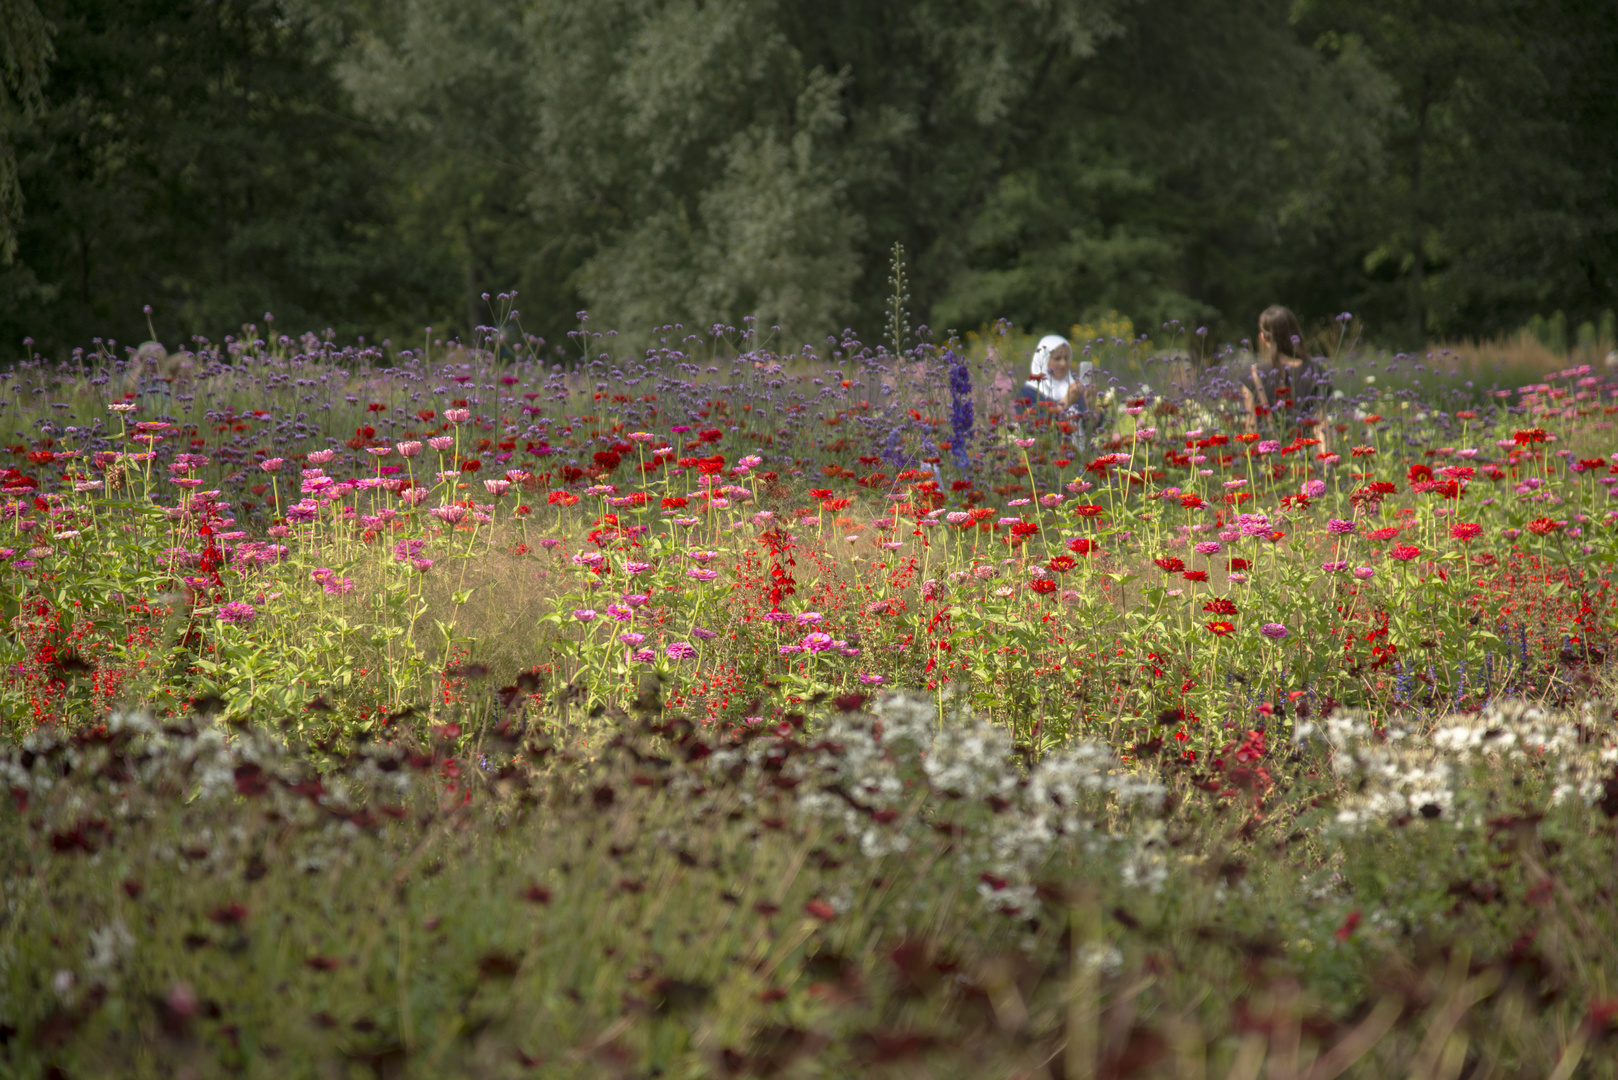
<box><xmin>1</xmin><ymin>0</ymin><xmax>1615</xmax><ymax>358</ymax></box>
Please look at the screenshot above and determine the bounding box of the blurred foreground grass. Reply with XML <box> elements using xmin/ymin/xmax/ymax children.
<box><xmin>4</xmin><ymin>688</ymin><xmax>1618</xmax><ymax>1078</ymax></box>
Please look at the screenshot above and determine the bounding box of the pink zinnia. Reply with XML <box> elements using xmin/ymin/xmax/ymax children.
<box><xmin>396</xmin><ymin>441</ymin><xmax>423</xmax><ymax>458</ymax></box>
<box><xmin>1259</xmin><ymin>623</ymin><xmax>1289</xmax><ymax>640</ymax></box>
<box><xmin>216</xmin><ymin>601</ymin><xmax>256</xmax><ymax>625</ymax></box>
<box><xmin>259</xmin><ymin>458</ymin><xmax>284</xmax><ymax>473</ymax></box>
<box><xmin>1326</xmin><ymin>518</ymin><xmax>1356</xmax><ymax>534</ymax></box>
<box><xmin>801</xmin><ymin>632</ymin><xmax>835</xmax><ymax>652</ymax></box>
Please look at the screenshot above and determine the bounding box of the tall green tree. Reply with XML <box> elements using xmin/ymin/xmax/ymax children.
<box><xmin>331</xmin><ymin>0</ymin><xmax>1393</xmax><ymax>349</ymax></box>
<box><xmin>1295</xmin><ymin>0</ymin><xmax>1618</xmax><ymax>343</ymax></box>
<box><xmin>6</xmin><ymin>0</ymin><xmax>1614</xmax><ymax>358</ymax></box>
<box><xmin>0</xmin><ymin>0</ymin><xmax>428</xmax><ymax>359</ymax></box>
<box><xmin>0</xmin><ymin>0</ymin><xmax>55</xmax><ymax>263</ymax></box>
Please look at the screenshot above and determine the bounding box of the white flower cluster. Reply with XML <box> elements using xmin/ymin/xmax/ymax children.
<box><xmin>1298</xmin><ymin>698</ymin><xmax>1618</xmax><ymax>832</ymax></box>
<box><xmin>703</xmin><ymin>693</ymin><xmax>1166</xmax><ymax>917</ymax></box>
<box><xmin>0</xmin><ymin>710</ymin><xmax>419</xmax><ymax>828</ymax></box>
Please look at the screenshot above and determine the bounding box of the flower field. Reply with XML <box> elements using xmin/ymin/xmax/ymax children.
<box><xmin>2</xmin><ymin>320</ymin><xmax>1617</xmax><ymax>1076</ymax></box>
<box><xmin>0</xmin><ymin>324</ymin><xmax>1611</xmax><ymax>744</ymax></box>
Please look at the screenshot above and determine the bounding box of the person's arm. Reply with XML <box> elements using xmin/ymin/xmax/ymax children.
<box><xmin>1248</xmin><ymin>364</ymin><xmax>1270</xmax><ymax>409</ymax></box>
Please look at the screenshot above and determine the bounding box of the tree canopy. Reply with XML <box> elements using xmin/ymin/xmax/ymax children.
<box><xmin>2</xmin><ymin>0</ymin><xmax>1613</xmax><ymax>359</ymax></box>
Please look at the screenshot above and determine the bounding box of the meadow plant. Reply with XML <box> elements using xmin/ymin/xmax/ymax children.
<box><xmin>6</xmin><ymin>689</ymin><xmax>1618</xmax><ymax>1075</ymax></box>
<box><xmin>0</xmin><ymin>321</ymin><xmax>1610</xmax><ymax>756</ymax></box>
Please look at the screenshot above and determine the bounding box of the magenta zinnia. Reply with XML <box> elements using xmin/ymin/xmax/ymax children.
<box><xmin>217</xmin><ymin>601</ymin><xmax>256</xmax><ymax>625</ymax></box>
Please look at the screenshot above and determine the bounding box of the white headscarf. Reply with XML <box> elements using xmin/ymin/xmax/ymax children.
<box><xmin>1027</xmin><ymin>334</ymin><xmax>1073</xmax><ymax>403</ymax></box>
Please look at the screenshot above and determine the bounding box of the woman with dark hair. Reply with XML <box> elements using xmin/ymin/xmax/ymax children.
<box><xmin>1241</xmin><ymin>305</ymin><xmax>1332</xmax><ymax>448</ymax></box>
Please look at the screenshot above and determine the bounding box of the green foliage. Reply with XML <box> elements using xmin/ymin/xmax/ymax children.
<box><xmin>0</xmin><ymin>0</ymin><xmax>433</xmax><ymax>358</ymax></box>
<box><xmin>1294</xmin><ymin>0</ymin><xmax>1618</xmax><ymax>344</ymax></box>
<box><xmin>6</xmin><ymin>694</ymin><xmax>1618</xmax><ymax>1076</ymax></box>
<box><xmin>0</xmin><ymin>0</ymin><xmax>55</xmax><ymax>262</ymax></box>
<box><xmin>3</xmin><ymin>0</ymin><xmax>1616</xmax><ymax>356</ymax></box>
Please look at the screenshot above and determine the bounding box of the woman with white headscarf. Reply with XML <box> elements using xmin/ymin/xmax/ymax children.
<box><xmin>993</xmin><ymin>334</ymin><xmax>1091</xmax><ymax>415</ymax></box>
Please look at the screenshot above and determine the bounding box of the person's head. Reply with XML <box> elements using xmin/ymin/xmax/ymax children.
<box><xmin>1030</xmin><ymin>335</ymin><xmax>1072</xmax><ymax>382</ymax></box>
<box><xmin>1257</xmin><ymin>305</ymin><xmax>1304</xmax><ymax>364</ymax></box>
<box><xmin>1048</xmin><ymin>343</ymin><xmax>1073</xmax><ymax>380</ymax></box>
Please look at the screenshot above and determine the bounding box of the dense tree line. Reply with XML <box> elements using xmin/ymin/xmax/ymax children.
<box><xmin>0</xmin><ymin>0</ymin><xmax>1613</xmax><ymax>359</ymax></box>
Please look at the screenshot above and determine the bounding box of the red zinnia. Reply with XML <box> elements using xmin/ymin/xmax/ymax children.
<box><xmin>1202</xmin><ymin>597</ymin><xmax>1238</xmax><ymax>616</ymax></box>
<box><xmin>1029</xmin><ymin>578</ymin><xmax>1057</xmax><ymax>594</ymax></box>
<box><xmin>1067</xmin><ymin>538</ymin><xmax>1097</xmax><ymax>555</ymax></box>
<box><xmin>1367</xmin><ymin>527</ymin><xmax>1399</xmax><ymax>541</ymax></box>
<box><xmin>1073</xmin><ymin>504</ymin><xmax>1105</xmax><ymax>518</ymax></box>
<box><xmin>1449</xmin><ymin>522</ymin><xmax>1483</xmax><ymax>542</ymax></box>
<box><xmin>1206</xmin><ymin>621</ymin><xmax>1235</xmax><ymax>637</ymax></box>
<box><xmin>1182</xmin><ymin>570</ymin><xmax>1210</xmax><ymax>583</ymax></box>
<box><xmin>1388</xmin><ymin>544</ymin><xmax>1420</xmax><ymax>561</ymax></box>
<box><xmin>1513</xmin><ymin>428</ymin><xmax>1547</xmax><ymax>445</ymax></box>
<box><xmin>1047</xmin><ymin>555</ymin><xmax>1077</xmax><ymax>573</ymax></box>
<box><xmin>1153</xmin><ymin>556</ymin><xmax>1185</xmax><ymax>573</ymax></box>
<box><xmin>1526</xmin><ymin>517</ymin><xmax>1560</xmax><ymax>536</ymax></box>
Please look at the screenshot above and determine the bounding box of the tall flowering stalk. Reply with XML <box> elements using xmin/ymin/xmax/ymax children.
<box><xmin>947</xmin><ymin>349</ymin><xmax>974</xmax><ymax>471</ymax></box>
